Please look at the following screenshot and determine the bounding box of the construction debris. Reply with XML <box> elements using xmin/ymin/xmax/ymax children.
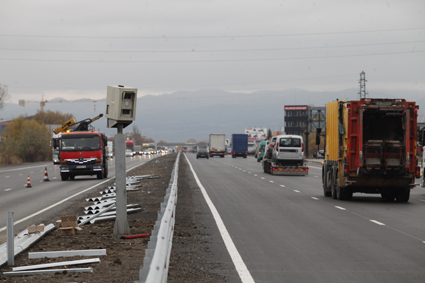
<box><xmin>4</xmin><ymin>267</ymin><xmax>93</xmax><ymax>276</ymax></box>
<box><xmin>0</xmin><ymin>224</ymin><xmax>55</xmax><ymax>267</ymax></box>
<box><xmin>28</xmin><ymin>249</ymin><xmax>107</xmax><ymax>259</ymax></box>
<box><xmin>12</xmin><ymin>258</ymin><xmax>101</xmax><ymax>272</ymax></box>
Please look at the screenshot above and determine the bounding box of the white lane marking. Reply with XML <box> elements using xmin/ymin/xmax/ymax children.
<box><xmin>311</xmin><ymin>197</ymin><xmax>319</xmax><ymax>200</ymax></box>
<box><xmin>370</xmin><ymin>220</ymin><xmax>385</xmax><ymax>226</ymax></box>
<box><xmin>280</xmin><ymin>185</ymin><xmax>285</xmax><ymax>188</ymax></box>
<box><xmin>243</xmin><ymin>170</ymin><xmax>246</xmax><ymax>172</ymax></box>
<box><xmin>261</xmin><ymin>177</ymin><xmax>265</xmax><ymax>180</ymax></box>
<box><xmin>314</xmin><ymin>176</ymin><xmax>318</xmax><ymax>178</ymax></box>
<box><xmin>294</xmin><ymin>190</ymin><xmax>300</xmax><ymax>193</ymax></box>
<box><xmin>419</xmin><ymin>199</ymin><xmax>425</xmax><ymax>202</ymax></box>
<box><xmin>5</xmin><ymin>188</ymin><xmax>12</xmax><ymax>191</ymax></box>
<box><xmin>248</xmin><ymin>172</ymin><xmax>251</xmax><ymax>174</ymax></box>
<box><xmin>269</xmin><ymin>181</ymin><xmax>274</xmax><ymax>183</ymax></box>
<box><xmin>184</xmin><ymin>155</ymin><xmax>255</xmax><ymax>283</ymax></box>
<box><xmin>254</xmin><ymin>174</ymin><xmax>257</xmax><ymax>176</ymax></box>
<box><xmin>5</xmin><ymin>176</ymin><xmax>10</xmax><ymax>178</ymax></box>
<box><xmin>0</xmin><ymin>159</ymin><xmax>149</xmax><ymax>233</ymax></box>
<box><xmin>335</xmin><ymin>206</ymin><xmax>346</xmax><ymax>210</ymax></box>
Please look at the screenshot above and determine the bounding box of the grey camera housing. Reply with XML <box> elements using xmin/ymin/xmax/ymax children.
<box><xmin>106</xmin><ymin>85</ymin><xmax>137</xmax><ymax>128</ymax></box>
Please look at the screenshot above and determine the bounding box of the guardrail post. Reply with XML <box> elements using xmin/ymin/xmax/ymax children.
<box><xmin>7</xmin><ymin>212</ymin><xmax>14</xmax><ymax>266</ymax></box>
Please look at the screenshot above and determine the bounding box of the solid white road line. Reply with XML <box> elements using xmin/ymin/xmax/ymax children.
<box><xmin>184</xmin><ymin>155</ymin><xmax>255</xmax><ymax>283</ymax></box>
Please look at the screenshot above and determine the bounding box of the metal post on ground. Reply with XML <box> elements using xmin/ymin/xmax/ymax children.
<box><xmin>114</xmin><ymin>124</ymin><xmax>130</xmax><ymax>235</ymax></box>
<box><xmin>7</xmin><ymin>212</ymin><xmax>14</xmax><ymax>266</ymax></box>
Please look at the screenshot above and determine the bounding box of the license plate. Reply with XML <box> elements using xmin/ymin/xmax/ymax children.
<box><xmin>77</xmin><ymin>165</ymin><xmax>86</xmax><ymax>169</ymax></box>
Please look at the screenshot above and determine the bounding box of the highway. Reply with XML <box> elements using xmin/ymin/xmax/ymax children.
<box><xmin>0</xmin><ymin>154</ymin><xmax>161</xmax><ymax>244</ymax></box>
<box><xmin>185</xmin><ymin>153</ymin><xmax>425</xmax><ymax>283</ymax></box>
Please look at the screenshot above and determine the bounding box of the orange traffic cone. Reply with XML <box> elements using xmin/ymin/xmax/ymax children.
<box><xmin>26</xmin><ymin>175</ymin><xmax>32</xmax><ymax>188</ymax></box>
<box><xmin>43</xmin><ymin>167</ymin><xmax>50</xmax><ymax>181</ymax></box>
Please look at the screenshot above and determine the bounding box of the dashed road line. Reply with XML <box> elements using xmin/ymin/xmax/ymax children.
<box><xmin>280</xmin><ymin>185</ymin><xmax>285</xmax><ymax>188</ymax></box>
<box><xmin>5</xmin><ymin>188</ymin><xmax>12</xmax><ymax>191</ymax></box>
<box><xmin>370</xmin><ymin>220</ymin><xmax>385</xmax><ymax>226</ymax></box>
<box><xmin>335</xmin><ymin>206</ymin><xmax>346</xmax><ymax>211</ymax></box>
<box><xmin>311</xmin><ymin>197</ymin><xmax>319</xmax><ymax>200</ymax></box>
<box><xmin>269</xmin><ymin>181</ymin><xmax>274</xmax><ymax>183</ymax></box>
<box><xmin>294</xmin><ymin>190</ymin><xmax>300</xmax><ymax>193</ymax></box>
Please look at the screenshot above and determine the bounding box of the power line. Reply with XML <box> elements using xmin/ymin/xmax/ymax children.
<box><xmin>0</xmin><ymin>40</ymin><xmax>423</xmax><ymax>53</ymax></box>
<box><xmin>0</xmin><ymin>50</ymin><xmax>423</xmax><ymax>63</ymax></box>
<box><xmin>0</xmin><ymin>27</ymin><xmax>424</xmax><ymax>39</ymax></box>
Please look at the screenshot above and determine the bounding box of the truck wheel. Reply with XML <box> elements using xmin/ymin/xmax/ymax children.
<box><xmin>396</xmin><ymin>189</ymin><xmax>410</xmax><ymax>202</ymax></box>
<box><xmin>61</xmin><ymin>173</ymin><xmax>68</xmax><ymax>181</ymax></box>
<box><xmin>381</xmin><ymin>193</ymin><xmax>395</xmax><ymax>201</ymax></box>
<box><xmin>331</xmin><ymin>168</ymin><xmax>337</xmax><ymax>199</ymax></box>
<box><xmin>243</xmin><ymin>155</ymin><xmax>247</xmax><ymax>159</ymax></box>
<box><xmin>322</xmin><ymin>164</ymin><xmax>331</xmax><ymax>197</ymax></box>
<box><xmin>257</xmin><ymin>159</ymin><xmax>261</xmax><ymax>162</ymax></box>
<box><xmin>97</xmin><ymin>172</ymin><xmax>103</xmax><ymax>179</ymax></box>
<box><xmin>103</xmin><ymin>164</ymin><xmax>108</xmax><ymax>178</ymax></box>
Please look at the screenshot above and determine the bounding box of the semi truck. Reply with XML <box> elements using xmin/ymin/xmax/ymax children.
<box><xmin>231</xmin><ymin>134</ymin><xmax>248</xmax><ymax>158</ymax></box>
<box><xmin>262</xmin><ymin>135</ymin><xmax>309</xmax><ymax>175</ymax></box>
<box><xmin>322</xmin><ymin>98</ymin><xmax>420</xmax><ymax>202</ymax></box>
<box><xmin>209</xmin><ymin>134</ymin><xmax>226</xmax><ymax>157</ymax></box>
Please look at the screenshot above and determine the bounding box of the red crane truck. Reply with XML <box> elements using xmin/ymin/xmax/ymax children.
<box><xmin>59</xmin><ymin>115</ymin><xmax>108</xmax><ymax>181</ymax></box>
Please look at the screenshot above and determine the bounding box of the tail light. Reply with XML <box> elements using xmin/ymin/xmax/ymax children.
<box><xmin>343</xmin><ymin>163</ymin><xmax>349</xmax><ymax>177</ymax></box>
<box><xmin>276</xmin><ymin>142</ymin><xmax>279</xmax><ymax>152</ymax></box>
<box><xmin>302</xmin><ymin>143</ymin><xmax>304</xmax><ymax>152</ymax></box>
<box><xmin>416</xmin><ymin>166</ymin><xmax>421</xmax><ymax>178</ymax></box>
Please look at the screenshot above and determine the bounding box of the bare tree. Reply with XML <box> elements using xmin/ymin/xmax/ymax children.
<box><xmin>0</xmin><ymin>84</ymin><xmax>10</xmax><ymax>110</ymax></box>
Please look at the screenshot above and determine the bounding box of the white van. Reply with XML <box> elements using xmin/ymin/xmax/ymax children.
<box><xmin>272</xmin><ymin>134</ymin><xmax>304</xmax><ymax>166</ymax></box>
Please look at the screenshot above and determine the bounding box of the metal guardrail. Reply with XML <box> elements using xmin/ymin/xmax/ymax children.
<box><xmin>136</xmin><ymin>151</ymin><xmax>180</xmax><ymax>283</ymax></box>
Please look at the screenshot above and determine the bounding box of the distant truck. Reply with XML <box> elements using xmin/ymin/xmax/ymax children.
<box><xmin>231</xmin><ymin>134</ymin><xmax>248</xmax><ymax>158</ymax></box>
<box><xmin>209</xmin><ymin>134</ymin><xmax>226</xmax><ymax>158</ymax></box>
<box><xmin>262</xmin><ymin>134</ymin><xmax>309</xmax><ymax>175</ymax></box>
<box><xmin>134</xmin><ymin>145</ymin><xmax>142</xmax><ymax>155</ymax></box>
<box><xmin>322</xmin><ymin>98</ymin><xmax>420</xmax><ymax>202</ymax></box>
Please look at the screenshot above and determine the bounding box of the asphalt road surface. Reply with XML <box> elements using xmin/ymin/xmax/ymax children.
<box><xmin>184</xmin><ymin>153</ymin><xmax>425</xmax><ymax>283</ymax></box>
<box><xmin>0</xmin><ymin>153</ymin><xmax>162</xmax><ymax>244</ymax></box>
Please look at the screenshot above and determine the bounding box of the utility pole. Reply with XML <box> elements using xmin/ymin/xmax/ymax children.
<box><xmin>359</xmin><ymin>71</ymin><xmax>368</xmax><ymax>99</ymax></box>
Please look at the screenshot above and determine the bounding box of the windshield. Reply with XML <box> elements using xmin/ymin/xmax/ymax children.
<box><xmin>279</xmin><ymin>138</ymin><xmax>301</xmax><ymax>147</ymax></box>
<box><xmin>198</xmin><ymin>149</ymin><xmax>208</xmax><ymax>153</ymax></box>
<box><xmin>61</xmin><ymin>135</ymin><xmax>100</xmax><ymax>151</ymax></box>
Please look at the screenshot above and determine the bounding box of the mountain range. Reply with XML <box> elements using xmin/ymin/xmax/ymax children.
<box><xmin>1</xmin><ymin>88</ymin><xmax>424</xmax><ymax>143</ymax></box>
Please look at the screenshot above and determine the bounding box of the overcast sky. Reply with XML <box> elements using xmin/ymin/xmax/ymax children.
<box><xmin>0</xmin><ymin>0</ymin><xmax>424</xmax><ymax>104</ymax></box>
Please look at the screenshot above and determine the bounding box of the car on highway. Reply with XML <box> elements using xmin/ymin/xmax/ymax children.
<box><xmin>125</xmin><ymin>149</ymin><xmax>134</xmax><ymax>157</ymax></box>
<box><xmin>197</xmin><ymin>149</ymin><xmax>209</xmax><ymax>159</ymax></box>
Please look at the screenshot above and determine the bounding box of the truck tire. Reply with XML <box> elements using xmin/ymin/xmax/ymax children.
<box><xmin>381</xmin><ymin>193</ymin><xmax>396</xmax><ymax>201</ymax></box>
<box><xmin>322</xmin><ymin>164</ymin><xmax>331</xmax><ymax>197</ymax></box>
<box><xmin>103</xmin><ymin>164</ymin><xmax>108</xmax><ymax>178</ymax></box>
<box><xmin>396</xmin><ymin>189</ymin><xmax>410</xmax><ymax>202</ymax></box>
<box><xmin>331</xmin><ymin>167</ymin><xmax>337</xmax><ymax>199</ymax></box>
<box><xmin>61</xmin><ymin>173</ymin><xmax>69</xmax><ymax>181</ymax></box>
<box><xmin>243</xmin><ymin>155</ymin><xmax>247</xmax><ymax>159</ymax></box>
<box><xmin>97</xmin><ymin>172</ymin><xmax>103</xmax><ymax>179</ymax></box>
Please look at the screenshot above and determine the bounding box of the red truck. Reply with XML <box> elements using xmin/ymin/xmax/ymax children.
<box><xmin>59</xmin><ymin>131</ymin><xmax>108</xmax><ymax>181</ymax></box>
<box><xmin>322</xmin><ymin>98</ymin><xmax>420</xmax><ymax>202</ymax></box>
